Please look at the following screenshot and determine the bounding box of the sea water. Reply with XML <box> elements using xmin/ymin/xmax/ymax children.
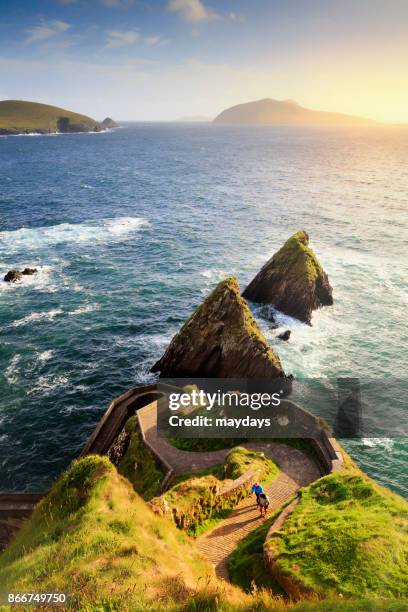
<box><xmin>0</xmin><ymin>123</ymin><xmax>407</xmax><ymax>496</ymax></box>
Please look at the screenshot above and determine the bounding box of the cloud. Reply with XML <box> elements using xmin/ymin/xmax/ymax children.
<box><xmin>167</xmin><ymin>0</ymin><xmax>220</xmax><ymax>23</ymax></box>
<box><xmin>106</xmin><ymin>30</ymin><xmax>139</xmax><ymax>48</ymax></box>
<box><xmin>106</xmin><ymin>31</ymin><xmax>162</xmax><ymax>48</ymax></box>
<box><xmin>100</xmin><ymin>0</ymin><xmax>134</xmax><ymax>6</ymax></box>
<box><xmin>144</xmin><ymin>35</ymin><xmax>161</xmax><ymax>46</ymax></box>
<box><xmin>24</xmin><ymin>20</ymin><xmax>71</xmax><ymax>44</ymax></box>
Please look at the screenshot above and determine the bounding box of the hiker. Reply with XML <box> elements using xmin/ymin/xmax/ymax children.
<box><xmin>258</xmin><ymin>492</ymin><xmax>270</xmax><ymax>517</ymax></box>
<box><xmin>251</xmin><ymin>481</ymin><xmax>263</xmax><ymax>506</ymax></box>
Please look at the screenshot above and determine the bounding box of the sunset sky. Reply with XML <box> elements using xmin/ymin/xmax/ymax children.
<box><xmin>0</xmin><ymin>0</ymin><xmax>407</xmax><ymax>122</ymax></box>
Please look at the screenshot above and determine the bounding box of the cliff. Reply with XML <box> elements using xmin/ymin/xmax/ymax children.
<box><xmin>0</xmin><ymin>100</ymin><xmax>107</xmax><ymax>135</ymax></box>
<box><xmin>151</xmin><ymin>276</ymin><xmax>286</xmax><ymax>378</ymax></box>
<box><xmin>213</xmin><ymin>98</ymin><xmax>377</xmax><ymax>125</ymax></box>
<box><xmin>243</xmin><ymin>231</ymin><xmax>333</xmax><ymax>323</ymax></box>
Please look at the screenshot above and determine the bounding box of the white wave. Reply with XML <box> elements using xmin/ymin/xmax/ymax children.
<box><xmin>12</xmin><ymin>309</ymin><xmax>63</xmax><ymax>328</ymax></box>
<box><xmin>362</xmin><ymin>438</ymin><xmax>394</xmax><ymax>452</ymax></box>
<box><xmin>200</xmin><ymin>268</ymin><xmax>226</xmax><ymax>280</ymax></box>
<box><xmin>5</xmin><ymin>355</ymin><xmax>21</xmax><ymax>384</ymax></box>
<box><xmin>0</xmin><ymin>216</ymin><xmax>150</xmax><ymax>254</ymax></box>
<box><xmin>68</xmin><ymin>303</ymin><xmax>100</xmax><ymax>316</ymax></box>
<box><xmin>0</xmin><ymin>263</ymin><xmax>66</xmax><ymax>294</ymax></box>
<box><xmin>28</xmin><ymin>374</ymin><xmax>69</xmax><ymax>395</ymax></box>
<box><xmin>37</xmin><ymin>349</ymin><xmax>55</xmax><ymax>363</ymax></box>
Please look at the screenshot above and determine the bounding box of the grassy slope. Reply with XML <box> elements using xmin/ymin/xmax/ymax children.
<box><xmin>0</xmin><ymin>100</ymin><xmax>99</xmax><ymax>131</ymax></box>
<box><xmin>266</xmin><ymin>470</ymin><xmax>408</xmax><ymax>599</ymax></box>
<box><xmin>0</xmin><ymin>456</ymin><xmax>245</xmax><ymax>610</ymax></box>
<box><xmin>117</xmin><ymin>415</ymin><xmax>164</xmax><ymax>500</ymax></box>
<box><xmin>0</xmin><ymin>456</ymin><xmax>406</xmax><ymax>611</ymax></box>
<box><xmin>159</xmin><ymin>447</ymin><xmax>279</xmax><ymax>535</ymax></box>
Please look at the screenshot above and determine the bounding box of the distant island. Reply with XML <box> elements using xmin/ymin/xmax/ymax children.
<box><xmin>0</xmin><ymin>100</ymin><xmax>118</xmax><ymax>135</ymax></box>
<box><xmin>213</xmin><ymin>98</ymin><xmax>378</xmax><ymax>125</ymax></box>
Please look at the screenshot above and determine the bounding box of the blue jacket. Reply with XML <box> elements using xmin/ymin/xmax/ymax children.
<box><xmin>251</xmin><ymin>484</ymin><xmax>263</xmax><ymax>495</ymax></box>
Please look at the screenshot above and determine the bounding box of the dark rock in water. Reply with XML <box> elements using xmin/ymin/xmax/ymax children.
<box><xmin>278</xmin><ymin>330</ymin><xmax>291</xmax><ymax>341</ymax></box>
<box><xmin>102</xmin><ymin>117</ymin><xmax>118</xmax><ymax>128</ymax></box>
<box><xmin>4</xmin><ymin>270</ymin><xmax>23</xmax><ymax>283</ymax></box>
<box><xmin>151</xmin><ymin>276</ymin><xmax>286</xmax><ymax>379</ymax></box>
<box><xmin>57</xmin><ymin>116</ymin><xmax>102</xmax><ymax>133</ymax></box>
<box><xmin>22</xmin><ymin>268</ymin><xmax>37</xmax><ymax>276</ymax></box>
<box><xmin>243</xmin><ymin>231</ymin><xmax>333</xmax><ymax>324</ymax></box>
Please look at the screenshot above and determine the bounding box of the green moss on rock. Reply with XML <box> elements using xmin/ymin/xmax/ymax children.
<box><xmin>243</xmin><ymin>231</ymin><xmax>333</xmax><ymax>324</ymax></box>
<box><xmin>151</xmin><ymin>276</ymin><xmax>286</xmax><ymax>378</ymax></box>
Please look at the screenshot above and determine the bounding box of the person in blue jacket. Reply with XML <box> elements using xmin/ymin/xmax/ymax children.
<box><xmin>251</xmin><ymin>481</ymin><xmax>263</xmax><ymax>506</ymax></box>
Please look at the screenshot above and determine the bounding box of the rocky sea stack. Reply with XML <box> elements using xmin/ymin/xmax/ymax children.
<box><xmin>101</xmin><ymin>117</ymin><xmax>118</xmax><ymax>128</ymax></box>
<box><xmin>151</xmin><ymin>277</ymin><xmax>285</xmax><ymax>378</ymax></box>
<box><xmin>243</xmin><ymin>231</ymin><xmax>333</xmax><ymax>324</ymax></box>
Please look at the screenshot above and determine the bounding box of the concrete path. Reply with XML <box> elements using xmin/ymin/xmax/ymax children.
<box><xmin>138</xmin><ymin>402</ymin><xmax>321</xmax><ymax>581</ymax></box>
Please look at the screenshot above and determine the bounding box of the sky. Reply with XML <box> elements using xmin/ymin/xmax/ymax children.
<box><xmin>0</xmin><ymin>0</ymin><xmax>407</xmax><ymax>122</ymax></box>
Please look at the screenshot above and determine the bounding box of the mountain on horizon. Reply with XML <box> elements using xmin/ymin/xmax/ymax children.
<box><xmin>213</xmin><ymin>98</ymin><xmax>378</xmax><ymax>125</ymax></box>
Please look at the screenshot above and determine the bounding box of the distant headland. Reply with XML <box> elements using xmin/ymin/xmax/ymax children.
<box><xmin>0</xmin><ymin>100</ymin><xmax>118</xmax><ymax>135</ymax></box>
<box><xmin>213</xmin><ymin>98</ymin><xmax>378</xmax><ymax>125</ymax></box>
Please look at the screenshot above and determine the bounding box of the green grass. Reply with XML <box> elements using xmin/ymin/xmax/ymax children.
<box><xmin>0</xmin><ymin>456</ymin><xmax>243</xmax><ymax>610</ymax></box>
<box><xmin>266</xmin><ymin>471</ymin><xmax>408</xmax><ymax>598</ymax></box>
<box><xmin>229</xmin><ymin>507</ymin><xmax>287</xmax><ymax>595</ymax></box>
<box><xmin>0</xmin><ymin>100</ymin><xmax>100</xmax><ymax>132</ymax></box>
<box><xmin>0</xmin><ymin>456</ymin><xmax>406</xmax><ymax>611</ymax></box>
<box><xmin>117</xmin><ymin>415</ymin><xmax>164</xmax><ymax>500</ymax></box>
<box><xmin>169</xmin><ymin>436</ymin><xmax>319</xmax><ymax>463</ymax></box>
<box><xmin>224</xmin><ymin>446</ymin><xmax>279</xmax><ymax>481</ymax></box>
<box><xmin>156</xmin><ymin>447</ymin><xmax>279</xmax><ymax>536</ymax></box>
<box><xmin>169</xmin><ymin>437</ymin><xmax>244</xmax><ymax>451</ymax></box>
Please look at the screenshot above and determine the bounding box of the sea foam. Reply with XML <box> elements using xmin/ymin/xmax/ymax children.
<box><xmin>12</xmin><ymin>309</ymin><xmax>63</xmax><ymax>328</ymax></box>
<box><xmin>0</xmin><ymin>216</ymin><xmax>150</xmax><ymax>254</ymax></box>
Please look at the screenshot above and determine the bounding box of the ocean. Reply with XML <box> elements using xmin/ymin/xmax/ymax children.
<box><xmin>0</xmin><ymin>123</ymin><xmax>407</xmax><ymax>497</ymax></box>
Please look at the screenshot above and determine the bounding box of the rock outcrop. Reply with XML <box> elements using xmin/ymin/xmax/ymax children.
<box><xmin>243</xmin><ymin>231</ymin><xmax>333</xmax><ymax>324</ymax></box>
<box><xmin>151</xmin><ymin>277</ymin><xmax>286</xmax><ymax>379</ymax></box>
<box><xmin>22</xmin><ymin>268</ymin><xmax>37</xmax><ymax>275</ymax></box>
<box><xmin>101</xmin><ymin>117</ymin><xmax>118</xmax><ymax>128</ymax></box>
<box><xmin>4</xmin><ymin>268</ymin><xmax>37</xmax><ymax>282</ymax></box>
<box><xmin>4</xmin><ymin>270</ymin><xmax>23</xmax><ymax>283</ymax></box>
<box><xmin>57</xmin><ymin>117</ymin><xmax>102</xmax><ymax>133</ymax></box>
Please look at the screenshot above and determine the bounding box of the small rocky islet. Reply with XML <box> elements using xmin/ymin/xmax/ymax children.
<box><xmin>243</xmin><ymin>230</ymin><xmax>333</xmax><ymax>324</ymax></box>
<box><xmin>151</xmin><ymin>276</ymin><xmax>286</xmax><ymax>379</ymax></box>
<box><xmin>152</xmin><ymin>230</ymin><xmax>333</xmax><ymax>378</ymax></box>
<box><xmin>4</xmin><ymin>268</ymin><xmax>37</xmax><ymax>282</ymax></box>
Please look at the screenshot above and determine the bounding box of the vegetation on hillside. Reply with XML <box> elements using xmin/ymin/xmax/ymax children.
<box><xmin>0</xmin><ymin>456</ymin><xmax>243</xmax><ymax>610</ymax></box>
<box><xmin>152</xmin><ymin>447</ymin><xmax>279</xmax><ymax>535</ymax></box>
<box><xmin>0</xmin><ymin>100</ymin><xmax>101</xmax><ymax>133</ymax></box>
<box><xmin>265</xmin><ymin>471</ymin><xmax>408</xmax><ymax>599</ymax></box>
<box><xmin>117</xmin><ymin>415</ymin><xmax>164</xmax><ymax>500</ymax></box>
<box><xmin>0</xmin><ymin>456</ymin><xmax>406</xmax><ymax>611</ymax></box>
